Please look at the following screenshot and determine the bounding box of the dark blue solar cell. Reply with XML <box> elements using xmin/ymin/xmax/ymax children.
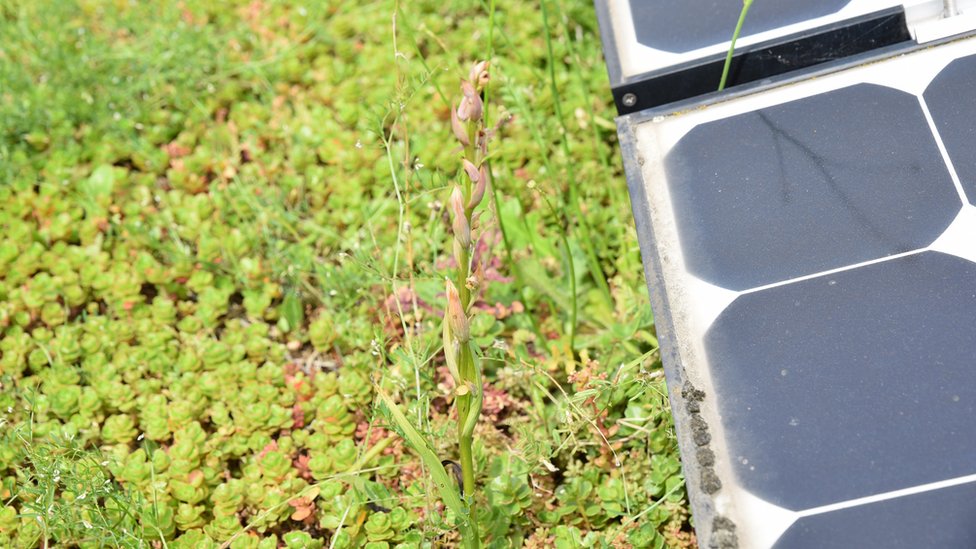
<box><xmin>774</xmin><ymin>481</ymin><xmax>976</xmax><ymax>548</ymax></box>
<box><xmin>665</xmin><ymin>84</ymin><xmax>959</xmax><ymax>290</ymax></box>
<box><xmin>705</xmin><ymin>252</ymin><xmax>976</xmax><ymax>510</ymax></box>
<box><xmin>629</xmin><ymin>0</ymin><xmax>850</xmax><ymax>54</ymax></box>
<box><xmin>923</xmin><ymin>53</ymin><xmax>976</xmax><ymax>206</ymax></box>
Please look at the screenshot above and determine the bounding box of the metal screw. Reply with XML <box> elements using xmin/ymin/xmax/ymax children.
<box><xmin>622</xmin><ymin>93</ymin><xmax>637</xmax><ymax>107</ymax></box>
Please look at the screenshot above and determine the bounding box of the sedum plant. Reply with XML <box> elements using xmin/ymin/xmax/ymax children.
<box><xmin>0</xmin><ymin>2</ymin><xmax>694</xmax><ymax>545</ymax></box>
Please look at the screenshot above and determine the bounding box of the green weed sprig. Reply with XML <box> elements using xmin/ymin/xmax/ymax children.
<box><xmin>718</xmin><ymin>0</ymin><xmax>754</xmax><ymax>91</ymax></box>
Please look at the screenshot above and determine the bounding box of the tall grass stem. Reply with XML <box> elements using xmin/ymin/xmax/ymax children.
<box><xmin>718</xmin><ymin>0</ymin><xmax>754</xmax><ymax>91</ymax></box>
<box><xmin>539</xmin><ymin>0</ymin><xmax>614</xmax><ymax>317</ymax></box>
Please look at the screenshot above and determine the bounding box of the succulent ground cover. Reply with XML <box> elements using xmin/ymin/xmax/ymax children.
<box><xmin>0</xmin><ymin>1</ymin><xmax>693</xmax><ymax>547</ymax></box>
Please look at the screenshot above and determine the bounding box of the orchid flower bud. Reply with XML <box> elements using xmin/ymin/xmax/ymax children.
<box><xmin>458</xmin><ymin>81</ymin><xmax>483</xmax><ymax>122</ymax></box>
<box><xmin>467</xmin><ymin>164</ymin><xmax>488</xmax><ymax>210</ymax></box>
<box><xmin>468</xmin><ymin>61</ymin><xmax>490</xmax><ymax>90</ymax></box>
<box><xmin>445</xmin><ymin>278</ymin><xmax>469</xmax><ymax>343</ymax></box>
<box><xmin>462</xmin><ymin>159</ymin><xmax>480</xmax><ymax>184</ymax></box>
<box><xmin>451</xmin><ymin>106</ymin><xmax>470</xmax><ymax>146</ymax></box>
<box><xmin>450</xmin><ymin>186</ymin><xmax>470</xmax><ymax>249</ymax></box>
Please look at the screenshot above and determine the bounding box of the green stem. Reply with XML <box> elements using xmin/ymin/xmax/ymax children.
<box><xmin>559</xmin><ymin>229</ymin><xmax>577</xmax><ymax>354</ymax></box>
<box><xmin>539</xmin><ymin>0</ymin><xmax>613</xmax><ymax>313</ymax></box>
<box><xmin>348</xmin><ymin>436</ymin><xmax>394</xmax><ymax>473</ymax></box>
<box><xmin>458</xmin><ymin>245</ymin><xmax>470</xmax><ymax>308</ymax></box>
<box><xmin>457</xmin><ymin>343</ymin><xmax>477</xmax><ymax>493</ymax></box>
<box><xmin>552</xmin><ymin>0</ymin><xmax>609</xmax><ymax>171</ymax></box>
<box><xmin>540</xmin><ymin>194</ymin><xmax>577</xmax><ymax>353</ymax></box>
<box><xmin>375</xmin><ymin>389</ymin><xmax>479</xmax><ymax>547</ymax></box>
<box><xmin>718</xmin><ymin>0</ymin><xmax>754</xmax><ymax>91</ymax></box>
<box><xmin>490</xmin><ymin>179</ymin><xmax>549</xmax><ymax>349</ymax></box>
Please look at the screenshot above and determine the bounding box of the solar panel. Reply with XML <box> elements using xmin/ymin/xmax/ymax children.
<box><xmin>602</xmin><ymin>2</ymin><xmax>976</xmax><ymax>546</ymax></box>
<box><xmin>596</xmin><ymin>0</ymin><xmax>976</xmax><ymax>113</ymax></box>
<box><xmin>600</xmin><ymin>0</ymin><xmax>901</xmax><ymax>78</ymax></box>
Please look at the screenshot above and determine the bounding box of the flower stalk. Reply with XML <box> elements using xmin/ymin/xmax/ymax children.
<box><xmin>442</xmin><ymin>61</ymin><xmax>493</xmax><ymax>546</ymax></box>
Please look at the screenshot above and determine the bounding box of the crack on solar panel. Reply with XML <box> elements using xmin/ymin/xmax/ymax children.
<box><xmin>663</xmin><ymin>84</ymin><xmax>958</xmax><ymax>290</ymax></box>
<box><xmin>755</xmin><ymin>109</ymin><xmax>912</xmax><ymax>252</ymax></box>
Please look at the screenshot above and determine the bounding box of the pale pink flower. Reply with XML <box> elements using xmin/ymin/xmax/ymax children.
<box><xmin>468</xmin><ymin>60</ymin><xmax>490</xmax><ymax>90</ymax></box>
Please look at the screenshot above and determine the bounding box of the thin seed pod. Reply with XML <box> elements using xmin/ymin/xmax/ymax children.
<box><xmin>441</xmin><ymin>460</ymin><xmax>465</xmax><ymax>495</ymax></box>
<box><xmin>443</xmin><ymin>312</ymin><xmax>461</xmax><ymax>383</ymax></box>
<box><xmin>445</xmin><ymin>278</ymin><xmax>469</xmax><ymax>343</ymax></box>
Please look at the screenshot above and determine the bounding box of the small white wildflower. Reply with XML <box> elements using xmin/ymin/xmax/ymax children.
<box><xmin>82</xmin><ymin>520</ymin><xmax>93</xmax><ymax>529</ymax></box>
<box><xmin>137</xmin><ymin>433</ymin><xmax>145</xmax><ymax>441</ymax></box>
<box><xmin>329</xmin><ymin>290</ymin><xmax>338</xmax><ymax>297</ymax></box>
<box><xmin>355</xmin><ymin>139</ymin><xmax>363</xmax><ymax>149</ymax></box>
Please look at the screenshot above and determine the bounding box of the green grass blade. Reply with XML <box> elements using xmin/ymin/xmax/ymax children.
<box><xmin>375</xmin><ymin>388</ymin><xmax>476</xmax><ymax>541</ymax></box>
<box><xmin>718</xmin><ymin>0</ymin><xmax>755</xmax><ymax>91</ymax></box>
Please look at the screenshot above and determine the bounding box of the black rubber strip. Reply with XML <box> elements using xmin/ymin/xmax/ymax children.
<box><xmin>613</xmin><ymin>7</ymin><xmax>911</xmax><ymax>114</ymax></box>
